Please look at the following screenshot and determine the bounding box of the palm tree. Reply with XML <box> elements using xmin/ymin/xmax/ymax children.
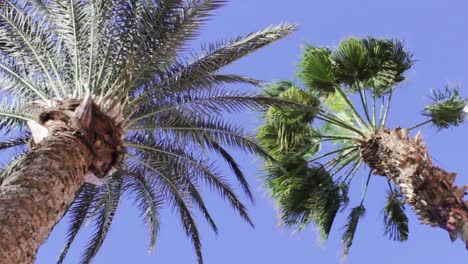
<box><xmin>258</xmin><ymin>37</ymin><xmax>468</xmax><ymax>255</ymax></box>
<box><xmin>0</xmin><ymin>1</ymin><xmax>298</xmax><ymax>263</ymax></box>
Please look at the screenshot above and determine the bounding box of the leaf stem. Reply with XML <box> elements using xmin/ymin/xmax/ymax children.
<box><xmin>407</xmin><ymin>119</ymin><xmax>432</xmax><ymax>131</ymax></box>
<box><xmin>316</xmin><ymin>111</ymin><xmax>366</xmax><ymax>137</ymax></box>
<box><xmin>379</xmin><ymin>89</ymin><xmax>393</xmax><ymax>128</ymax></box>
<box><xmin>360</xmin><ymin>169</ymin><xmax>373</xmax><ymax>205</ymax></box>
<box><xmin>355</xmin><ymin>81</ymin><xmax>373</xmax><ymax>127</ymax></box>
<box><xmin>308</xmin><ymin>145</ymin><xmax>358</xmax><ymax>163</ymax></box>
<box><xmin>335</xmin><ymin>87</ymin><xmax>368</xmax><ymax>130</ymax></box>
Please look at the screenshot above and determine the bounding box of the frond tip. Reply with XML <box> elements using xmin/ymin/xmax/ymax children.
<box><xmin>424</xmin><ymin>87</ymin><xmax>466</xmax><ymax>129</ymax></box>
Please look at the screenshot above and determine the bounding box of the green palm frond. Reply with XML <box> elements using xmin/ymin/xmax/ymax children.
<box><xmin>58</xmin><ymin>184</ymin><xmax>97</xmax><ymax>264</ymax></box>
<box><xmin>127</xmin><ymin>133</ymin><xmax>253</xmax><ymax>227</ymax></box>
<box><xmin>265</xmin><ymin>161</ymin><xmax>346</xmax><ymax>239</ymax></box>
<box><xmin>257</xmin><ymin>123</ymin><xmax>320</xmax><ymax>160</ymax></box>
<box><xmin>128</xmin><ymin>155</ymin><xmax>205</xmax><ymax>263</ymax></box>
<box><xmin>423</xmin><ymin>87</ymin><xmax>466</xmax><ymax>129</ymax></box>
<box><xmin>342</xmin><ymin>205</ymin><xmax>366</xmax><ymax>255</ymax></box>
<box><xmin>333</xmin><ymin>38</ymin><xmax>369</xmax><ymax>86</ymax></box>
<box><xmin>131</xmin><ymin>23</ymin><xmax>297</xmax><ymax>105</ymax></box>
<box><xmin>298</xmin><ymin>46</ymin><xmax>337</xmax><ymax>95</ymax></box>
<box><xmin>383</xmin><ymin>191</ymin><xmax>409</xmax><ymax>241</ymax></box>
<box><xmin>390</xmin><ymin>40</ymin><xmax>414</xmax><ymax>83</ymax></box>
<box><xmin>129</xmin><ymin>89</ymin><xmax>317</xmax><ymax>127</ymax></box>
<box><xmin>361</xmin><ymin>38</ymin><xmax>414</xmax><ymax>95</ymax></box>
<box><xmin>263</xmin><ymin>80</ymin><xmax>294</xmax><ymax>97</ymax></box>
<box><xmin>81</xmin><ymin>176</ymin><xmax>123</xmax><ymax>264</ymax></box>
<box><xmin>123</xmin><ymin>171</ymin><xmax>163</xmax><ymax>252</ymax></box>
<box><xmin>263</xmin><ymin>84</ymin><xmax>320</xmax><ymax>152</ymax></box>
<box><xmin>203</xmin><ymin>140</ymin><xmax>254</xmax><ymax>202</ymax></box>
<box><xmin>119</xmin><ymin>0</ymin><xmax>227</xmax><ymax>94</ymax></box>
<box><xmin>130</xmin><ymin>114</ymin><xmax>272</xmax><ymax>161</ymax></box>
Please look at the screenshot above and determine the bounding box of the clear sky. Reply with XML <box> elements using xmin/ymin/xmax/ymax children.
<box><xmin>33</xmin><ymin>0</ymin><xmax>468</xmax><ymax>263</ymax></box>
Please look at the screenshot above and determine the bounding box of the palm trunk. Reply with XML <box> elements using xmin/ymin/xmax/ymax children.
<box><xmin>360</xmin><ymin>128</ymin><xmax>468</xmax><ymax>248</ymax></box>
<box><xmin>0</xmin><ymin>96</ymin><xmax>123</xmax><ymax>263</ymax></box>
<box><xmin>0</xmin><ymin>131</ymin><xmax>92</xmax><ymax>263</ymax></box>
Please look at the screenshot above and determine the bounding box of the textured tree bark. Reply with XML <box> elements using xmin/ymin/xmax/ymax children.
<box><xmin>0</xmin><ymin>95</ymin><xmax>122</xmax><ymax>263</ymax></box>
<box><xmin>360</xmin><ymin>128</ymin><xmax>468</xmax><ymax>249</ymax></box>
<box><xmin>0</xmin><ymin>132</ymin><xmax>92</xmax><ymax>263</ymax></box>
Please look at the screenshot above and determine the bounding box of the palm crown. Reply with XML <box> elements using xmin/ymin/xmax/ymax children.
<box><xmin>0</xmin><ymin>1</ymin><xmax>297</xmax><ymax>263</ymax></box>
<box><xmin>258</xmin><ymin>37</ymin><xmax>468</xmax><ymax>254</ymax></box>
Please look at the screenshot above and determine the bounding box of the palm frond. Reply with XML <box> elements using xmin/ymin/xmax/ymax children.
<box><xmin>263</xmin><ymin>80</ymin><xmax>294</xmax><ymax>97</ymax></box>
<box><xmin>342</xmin><ymin>205</ymin><xmax>366</xmax><ymax>255</ymax></box>
<box><xmin>423</xmin><ymin>87</ymin><xmax>466</xmax><ymax>129</ymax></box>
<box><xmin>383</xmin><ymin>191</ymin><xmax>409</xmax><ymax>241</ymax></box>
<box><xmin>123</xmin><ymin>170</ymin><xmax>162</xmax><ymax>253</ymax></box>
<box><xmin>205</xmin><ymin>140</ymin><xmax>253</xmax><ymax>202</ymax></box>
<box><xmin>265</xmin><ymin>162</ymin><xmax>345</xmax><ymax>239</ymax></box>
<box><xmin>129</xmin><ymin>156</ymin><xmax>204</xmax><ymax>264</ymax></box>
<box><xmin>130</xmin><ymin>90</ymin><xmax>318</xmax><ymax>126</ymax></box>
<box><xmin>0</xmin><ymin>2</ymin><xmax>63</xmax><ymax>98</ymax></box>
<box><xmin>298</xmin><ymin>45</ymin><xmax>337</xmax><ymax>95</ymax></box>
<box><xmin>264</xmin><ymin>86</ymin><xmax>320</xmax><ymax>151</ymax></box>
<box><xmin>0</xmin><ymin>99</ymin><xmax>31</xmax><ymax>135</ymax></box>
<box><xmin>80</xmin><ymin>176</ymin><xmax>122</xmax><ymax>264</ymax></box>
<box><xmin>361</xmin><ymin>38</ymin><xmax>413</xmax><ymax>95</ymax></box>
<box><xmin>0</xmin><ymin>55</ymin><xmax>49</xmax><ymax>101</ymax></box>
<box><xmin>41</xmin><ymin>0</ymin><xmax>90</xmax><ymax>96</ymax></box>
<box><xmin>186</xmin><ymin>179</ymin><xmax>219</xmax><ymax>235</ymax></box>
<box><xmin>333</xmin><ymin>38</ymin><xmax>369</xmax><ymax>86</ymax></box>
<box><xmin>130</xmin><ymin>114</ymin><xmax>273</xmax><ymax>162</ymax></box>
<box><xmin>119</xmin><ymin>0</ymin><xmax>226</xmax><ymax>95</ymax></box>
<box><xmin>57</xmin><ymin>183</ymin><xmax>97</xmax><ymax>264</ymax></box>
<box><xmin>126</xmin><ymin>135</ymin><xmax>254</xmax><ymax>227</ymax></box>
<box><xmin>129</xmin><ymin>138</ymin><xmax>223</xmax><ymax>239</ymax></box>
<box><xmin>210</xmin><ymin>74</ymin><xmax>263</xmax><ymax>86</ymax></box>
<box><xmin>0</xmin><ymin>135</ymin><xmax>29</xmax><ymax>152</ymax></box>
<box><xmin>131</xmin><ymin>23</ymin><xmax>297</xmax><ymax>104</ymax></box>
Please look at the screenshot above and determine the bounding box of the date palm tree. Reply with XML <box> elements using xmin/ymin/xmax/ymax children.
<box><xmin>258</xmin><ymin>37</ymin><xmax>468</xmax><ymax>255</ymax></box>
<box><xmin>0</xmin><ymin>1</ymin><xmax>298</xmax><ymax>263</ymax></box>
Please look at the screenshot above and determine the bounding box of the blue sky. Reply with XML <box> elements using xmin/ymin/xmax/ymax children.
<box><xmin>34</xmin><ymin>0</ymin><xmax>468</xmax><ymax>263</ymax></box>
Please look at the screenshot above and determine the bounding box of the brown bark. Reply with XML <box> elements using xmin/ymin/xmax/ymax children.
<box><xmin>0</xmin><ymin>132</ymin><xmax>92</xmax><ymax>263</ymax></box>
<box><xmin>360</xmin><ymin>128</ymin><xmax>468</xmax><ymax>249</ymax></box>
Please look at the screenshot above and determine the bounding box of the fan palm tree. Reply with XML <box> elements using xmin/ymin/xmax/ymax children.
<box><xmin>0</xmin><ymin>1</ymin><xmax>298</xmax><ymax>263</ymax></box>
<box><xmin>258</xmin><ymin>37</ymin><xmax>468</xmax><ymax>255</ymax></box>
